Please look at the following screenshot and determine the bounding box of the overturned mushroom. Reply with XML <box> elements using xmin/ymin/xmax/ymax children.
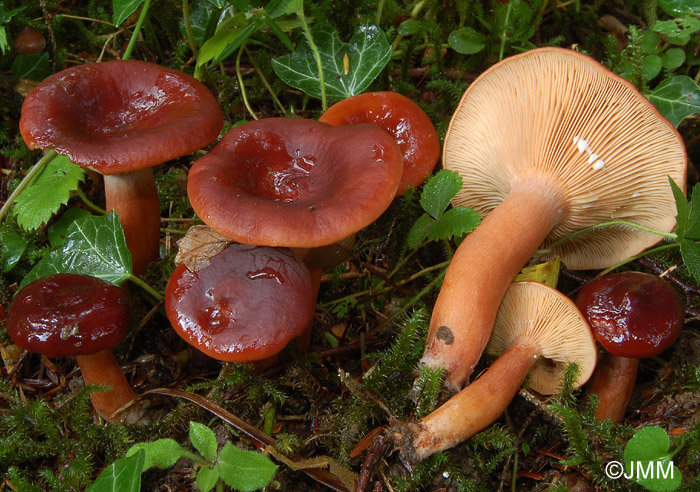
<box><xmin>20</xmin><ymin>60</ymin><xmax>223</xmax><ymax>275</ymax></box>
<box><xmin>397</xmin><ymin>282</ymin><xmax>596</xmax><ymax>461</ymax></box>
<box><xmin>422</xmin><ymin>47</ymin><xmax>686</xmax><ymax>390</ymax></box>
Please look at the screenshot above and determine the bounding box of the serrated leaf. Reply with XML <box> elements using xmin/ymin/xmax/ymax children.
<box><xmin>217</xmin><ymin>443</ymin><xmax>277</xmax><ymax>491</ymax></box>
<box><xmin>190</xmin><ymin>421</ymin><xmax>218</xmax><ymax>462</ymax></box>
<box><xmin>647</xmin><ymin>75</ymin><xmax>700</xmax><ymax>127</ymax></box>
<box><xmin>87</xmin><ymin>449</ymin><xmax>144</xmax><ymax>492</ymax></box>
<box><xmin>127</xmin><ymin>439</ymin><xmax>198</xmax><ymax>471</ymax></box>
<box><xmin>11</xmin><ymin>52</ymin><xmax>51</xmax><ymax>81</ymax></box>
<box><xmin>113</xmin><ymin>0</ymin><xmax>146</xmax><ymax>26</ymax></box>
<box><xmin>196</xmin><ymin>465</ymin><xmax>220</xmax><ymax>492</ymax></box>
<box><xmin>624</xmin><ymin>426</ymin><xmax>682</xmax><ymax>492</ymax></box>
<box><xmin>0</xmin><ymin>228</ymin><xmax>28</xmax><ymax>273</ymax></box>
<box><xmin>427</xmin><ymin>206</ymin><xmax>481</xmax><ymax>242</ymax></box>
<box><xmin>669</xmin><ymin>177</ymin><xmax>688</xmax><ymax>238</ymax></box>
<box><xmin>271</xmin><ymin>23</ymin><xmax>391</xmax><ymax>101</ymax></box>
<box><xmin>420</xmin><ymin>170</ymin><xmax>463</xmax><ymax>219</ymax></box>
<box><xmin>21</xmin><ymin>211</ymin><xmax>132</xmax><ymax>288</ymax></box>
<box><xmin>406</xmin><ymin>213</ymin><xmax>434</xmax><ymax>250</ymax></box>
<box><xmin>12</xmin><ymin>154</ymin><xmax>85</xmax><ymax>231</ymax></box>
<box><xmin>680</xmin><ymin>239</ymin><xmax>700</xmax><ymax>284</ymax></box>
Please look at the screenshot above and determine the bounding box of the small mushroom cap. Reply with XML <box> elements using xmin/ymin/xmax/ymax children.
<box><xmin>165</xmin><ymin>243</ymin><xmax>315</xmax><ymax>362</ymax></box>
<box><xmin>576</xmin><ymin>271</ymin><xmax>684</xmax><ymax>358</ymax></box>
<box><xmin>14</xmin><ymin>26</ymin><xmax>46</xmax><ymax>55</ymax></box>
<box><xmin>187</xmin><ymin>118</ymin><xmax>404</xmax><ymax>248</ymax></box>
<box><xmin>444</xmin><ymin>47</ymin><xmax>686</xmax><ymax>270</ymax></box>
<box><xmin>486</xmin><ymin>281</ymin><xmax>597</xmax><ymax>395</ymax></box>
<box><xmin>7</xmin><ymin>273</ymin><xmax>131</xmax><ymax>358</ymax></box>
<box><xmin>319</xmin><ymin>91</ymin><xmax>440</xmax><ymax>194</ymax></box>
<box><xmin>19</xmin><ymin>60</ymin><xmax>224</xmax><ymax>175</ymax></box>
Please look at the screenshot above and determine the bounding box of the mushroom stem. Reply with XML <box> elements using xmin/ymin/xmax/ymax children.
<box><xmin>75</xmin><ymin>349</ymin><xmax>137</xmax><ymax>422</ymax></box>
<box><xmin>104</xmin><ymin>168</ymin><xmax>161</xmax><ymax>276</ymax></box>
<box><xmin>405</xmin><ymin>335</ymin><xmax>541</xmax><ymax>461</ymax></box>
<box><xmin>421</xmin><ymin>179</ymin><xmax>565</xmax><ymax>390</ymax></box>
<box><xmin>586</xmin><ymin>353</ymin><xmax>639</xmax><ymax>423</ymax></box>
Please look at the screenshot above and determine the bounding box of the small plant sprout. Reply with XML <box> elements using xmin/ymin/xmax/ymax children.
<box><xmin>421</xmin><ymin>47</ymin><xmax>686</xmax><ymax>391</ymax></box>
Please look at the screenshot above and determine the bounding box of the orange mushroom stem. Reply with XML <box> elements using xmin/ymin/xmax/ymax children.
<box><xmin>585</xmin><ymin>353</ymin><xmax>639</xmax><ymax>422</ymax></box>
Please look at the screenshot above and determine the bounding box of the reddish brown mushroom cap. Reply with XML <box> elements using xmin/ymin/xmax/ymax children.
<box><xmin>165</xmin><ymin>243</ymin><xmax>315</xmax><ymax>362</ymax></box>
<box><xmin>19</xmin><ymin>59</ymin><xmax>224</xmax><ymax>174</ymax></box>
<box><xmin>7</xmin><ymin>273</ymin><xmax>130</xmax><ymax>358</ymax></box>
<box><xmin>319</xmin><ymin>91</ymin><xmax>440</xmax><ymax>194</ymax></box>
<box><xmin>187</xmin><ymin>118</ymin><xmax>404</xmax><ymax>248</ymax></box>
<box><xmin>14</xmin><ymin>26</ymin><xmax>46</xmax><ymax>55</ymax></box>
<box><xmin>576</xmin><ymin>271</ymin><xmax>684</xmax><ymax>358</ymax></box>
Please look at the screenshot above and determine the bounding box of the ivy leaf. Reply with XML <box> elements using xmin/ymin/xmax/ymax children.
<box><xmin>420</xmin><ymin>170</ymin><xmax>463</xmax><ymax>219</ymax></box>
<box><xmin>271</xmin><ymin>23</ymin><xmax>391</xmax><ymax>101</ymax></box>
<box><xmin>623</xmin><ymin>426</ymin><xmax>682</xmax><ymax>492</ymax></box>
<box><xmin>126</xmin><ymin>439</ymin><xmax>198</xmax><ymax>471</ymax></box>
<box><xmin>406</xmin><ymin>213</ymin><xmax>434</xmax><ymax>250</ymax></box>
<box><xmin>427</xmin><ymin>207</ymin><xmax>481</xmax><ymax>242</ymax></box>
<box><xmin>86</xmin><ymin>449</ymin><xmax>145</xmax><ymax>492</ymax></box>
<box><xmin>0</xmin><ymin>228</ymin><xmax>28</xmax><ymax>273</ymax></box>
<box><xmin>21</xmin><ymin>211</ymin><xmax>132</xmax><ymax>288</ymax></box>
<box><xmin>113</xmin><ymin>0</ymin><xmax>146</xmax><ymax>26</ymax></box>
<box><xmin>217</xmin><ymin>443</ymin><xmax>278</xmax><ymax>491</ymax></box>
<box><xmin>47</xmin><ymin>208</ymin><xmax>93</xmax><ymax>247</ymax></box>
<box><xmin>12</xmin><ymin>154</ymin><xmax>85</xmax><ymax>231</ymax></box>
<box><xmin>680</xmin><ymin>239</ymin><xmax>700</xmax><ymax>284</ymax></box>
<box><xmin>190</xmin><ymin>421</ymin><xmax>218</xmax><ymax>462</ymax></box>
<box><xmin>196</xmin><ymin>465</ymin><xmax>220</xmax><ymax>492</ymax></box>
<box><xmin>647</xmin><ymin>75</ymin><xmax>700</xmax><ymax>127</ymax></box>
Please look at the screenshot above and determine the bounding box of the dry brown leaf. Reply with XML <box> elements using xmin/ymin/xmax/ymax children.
<box><xmin>174</xmin><ymin>225</ymin><xmax>232</xmax><ymax>271</ymax></box>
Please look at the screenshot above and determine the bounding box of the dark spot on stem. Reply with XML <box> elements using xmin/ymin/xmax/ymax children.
<box><xmin>436</xmin><ymin>325</ymin><xmax>453</xmax><ymax>345</ymax></box>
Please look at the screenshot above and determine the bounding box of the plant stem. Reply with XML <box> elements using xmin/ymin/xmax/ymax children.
<box><xmin>375</xmin><ymin>0</ymin><xmax>385</xmax><ymax>25</ymax></box>
<box><xmin>244</xmin><ymin>46</ymin><xmax>286</xmax><ymax>115</ymax></box>
<box><xmin>536</xmin><ymin>220</ymin><xmax>677</xmax><ymax>257</ymax></box>
<box><xmin>237</xmin><ymin>43</ymin><xmax>258</xmax><ymax>120</ymax></box>
<box><xmin>596</xmin><ymin>241</ymin><xmax>680</xmax><ymax>277</ymax></box>
<box><xmin>182</xmin><ymin>0</ymin><xmax>198</xmax><ymax>57</ymax></box>
<box><xmin>76</xmin><ymin>187</ymin><xmax>106</xmax><ymax>214</ymax></box>
<box><xmin>296</xmin><ymin>6</ymin><xmax>327</xmax><ymax>111</ymax></box>
<box><xmin>0</xmin><ymin>149</ymin><xmax>57</xmax><ymax>225</ymax></box>
<box><xmin>499</xmin><ymin>0</ymin><xmax>513</xmax><ymax>61</ymax></box>
<box><xmin>127</xmin><ymin>273</ymin><xmax>164</xmax><ymax>301</ymax></box>
<box><xmin>122</xmin><ymin>0</ymin><xmax>152</xmax><ymax>60</ymax></box>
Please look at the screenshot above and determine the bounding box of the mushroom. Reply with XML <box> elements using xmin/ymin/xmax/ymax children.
<box><xmin>319</xmin><ymin>91</ymin><xmax>440</xmax><ymax>195</ymax></box>
<box><xmin>422</xmin><ymin>47</ymin><xmax>687</xmax><ymax>390</ymax></box>
<box><xmin>14</xmin><ymin>26</ymin><xmax>46</xmax><ymax>55</ymax></box>
<box><xmin>187</xmin><ymin>117</ymin><xmax>403</xmax><ymax>249</ymax></box>
<box><xmin>6</xmin><ymin>273</ymin><xmax>139</xmax><ymax>422</ymax></box>
<box><xmin>165</xmin><ymin>243</ymin><xmax>316</xmax><ymax>366</ymax></box>
<box><xmin>19</xmin><ymin>60</ymin><xmax>224</xmax><ymax>275</ymax></box>
<box><xmin>575</xmin><ymin>271</ymin><xmax>684</xmax><ymax>422</ymax></box>
<box><xmin>397</xmin><ymin>281</ymin><xmax>596</xmax><ymax>461</ymax></box>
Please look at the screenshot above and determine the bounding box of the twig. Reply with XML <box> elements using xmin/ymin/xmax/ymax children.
<box><xmin>355</xmin><ymin>435</ymin><xmax>387</xmax><ymax>492</ymax></box>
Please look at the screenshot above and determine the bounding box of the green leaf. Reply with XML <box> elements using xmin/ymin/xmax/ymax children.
<box><xmin>11</xmin><ymin>52</ymin><xmax>51</xmax><ymax>81</ymax></box>
<box><xmin>670</xmin><ymin>176</ymin><xmax>688</xmax><ymax>238</ymax></box>
<box><xmin>661</xmin><ymin>48</ymin><xmax>686</xmax><ymax>70</ymax></box>
<box><xmin>196</xmin><ymin>465</ymin><xmax>220</xmax><ymax>492</ymax></box>
<box><xmin>685</xmin><ymin>183</ymin><xmax>700</xmax><ymax>240</ymax></box>
<box><xmin>0</xmin><ymin>228</ymin><xmax>28</xmax><ymax>273</ymax></box>
<box><xmin>21</xmin><ymin>211</ymin><xmax>133</xmax><ymax>288</ymax></box>
<box><xmin>658</xmin><ymin>0</ymin><xmax>697</xmax><ymax>16</ymax></box>
<box><xmin>0</xmin><ymin>26</ymin><xmax>7</xmax><ymax>54</ymax></box>
<box><xmin>680</xmin><ymin>239</ymin><xmax>700</xmax><ymax>284</ymax></box>
<box><xmin>406</xmin><ymin>213</ymin><xmax>434</xmax><ymax>250</ymax></box>
<box><xmin>427</xmin><ymin>207</ymin><xmax>481</xmax><ymax>242</ymax></box>
<box><xmin>271</xmin><ymin>23</ymin><xmax>391</xmax><ymax>101</ymax></box>
<box><xmin>648</xmin><ymin>75</ymin><xmax>700</xmax><ymax>127</ymax></box>
<box><xmin>623</xmin><ymin>426</ymin><xmax>682</xmax><ymax>492</ymax></box>
<box><xmin>12</xmin><ymin>154</ymin><xmax>85</xmax><ymax>231</ymax></box>
<box><xmin>642</xmin><ymin>55</ymin><xmax>662</xmax><ymax>81</ymax></box>
<box><xmin>190</xmin><ymin>421</ymin><xmax>218</xmax><ymax>462</ymax></box>
<box><xmin>217</xmin><ymin>443</ymin><xmax>277</xmax><ymax>491</ymax></box>
<box><xmin>267</xmin><ymin>0</ymin><xmax>302</xmax><ymax>18</ymax></box>
<box><xmin>87</xmin><ymin>449</ymin><xmax>145</xmax><ymax>492</ymax></box>
<box><xmin>447</xmin><ymin>27</ymin><xmax>486</xmax><ymax>55</ymax></box>
<box><xmin>197</xmin><ymin>12</ymin><xmax>258</xmax><ymax>67</ymax></box>
<box><xmin>420</xmin><ymin>170</ymin><xmax>463</xmax><ymax>219</ymax></box>
<box><xmin>47</xmin><ymin>208</ymin><xmax>93</xmax><ymax>247</ymax></box>
<box><xmin>126</xmin><ymin>439</ymin><xmax>198</xmax><ymax>471</ymax></box>
<box><xmin>113</xmin><ymin>0</ymin><xmax>146</xmax><ymax>26</ymax></box>
<box><xmin>397</xmin><ymin>19</ymin><xmax>421</xmax><ymax>36</ymax></box>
